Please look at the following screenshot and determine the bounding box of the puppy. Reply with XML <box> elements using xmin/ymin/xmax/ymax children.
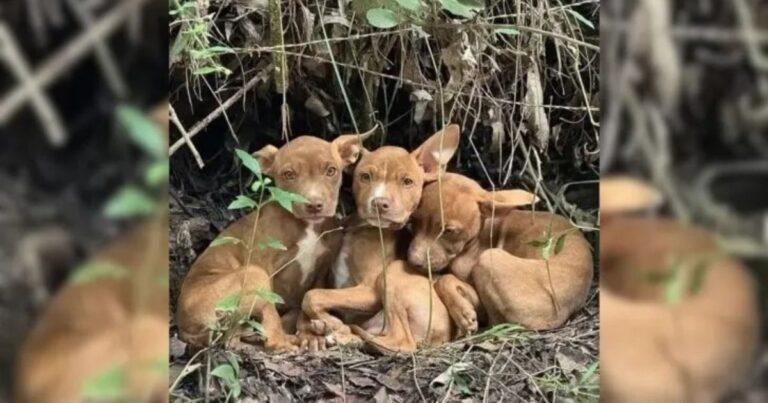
<box><xmin>176</xmin><ymin>132</ymin><xmax>369</xmax><ymax>352</ymax></box>
<box><xmin>301</xmin><ymin>126</ymin><xmax>459</xmax><ymax>351</ymax></box>
<box><xmin>600</xmin><ymin>177</ymin><xmax>760</xmax><ymax>403</ymax></box>
<box><xmin>407</xmin><ymin>173</ymin><xmax>594</xmax><ymax>334</ymax></box>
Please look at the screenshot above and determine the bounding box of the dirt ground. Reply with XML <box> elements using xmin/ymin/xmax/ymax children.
<box><xmin>167</xmin><ymin>184</ymin><xmax>600</xmax><ymax>402</ymax></box>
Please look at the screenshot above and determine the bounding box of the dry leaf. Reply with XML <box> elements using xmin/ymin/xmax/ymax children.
<box><xmin>522</xmin><ymin>62</ymin><xmax>550</xmax><ymax>150</ymax></box>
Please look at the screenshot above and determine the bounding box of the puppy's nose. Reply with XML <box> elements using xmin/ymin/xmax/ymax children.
<box><xmin>371</xmin><ymin>197</ymin><xmax>392</xmax><ymax>212</ymax></box>
<box><xmin>306</xmin><ymin>199</ymin><xmax>324</xmax><ymax>214</ymax></box>
<box><xmin>408</xmin><ymin>248</ymin><xmax>424</xmax><ymax>268</ymax></box>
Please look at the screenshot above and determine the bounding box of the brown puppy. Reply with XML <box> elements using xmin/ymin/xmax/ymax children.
<box><xmin>176</xmin><ymin>133</ymin><xmax>368</xmax><ymax>352</ymax></box>
<box><xmin>301</xmin><ymin>126</ymin><xmax>459</xmax><ymax>351</ymax></box>
<box><xmin>407</xmin><ymin>173</ymin><xmax>593</xmax><ymax>334</ymax></box>
<box><xmin>600</xmin><ymin>177</ymin><xmax>760</xmax><ymax>403</ymax></box>
<box><xmin>15</xmin><ymin>219</ymin><xmax>168</xmax><ymax>403</ymax></box>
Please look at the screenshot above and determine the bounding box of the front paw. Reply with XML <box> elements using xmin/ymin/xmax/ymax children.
<box><xmin>264</xmin><ymin>334</ymin><xmax>299</xmax><ymax>353</ymax></box>
<box><xmin>297</xmin><ymin>330</ymin><xmax>327</xmax><ymax>352</ymax></box>
<box><xmin>327</xmin><ymin>329</ymin><xmax>363</xmax><ymax>347</ymax></box>
<box><xmin>453</xmin><ymin>304</ymin><xmax>478</xmax><ymax>336</ymax></box>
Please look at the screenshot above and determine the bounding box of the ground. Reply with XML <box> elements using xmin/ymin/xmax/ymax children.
<box><xmin>167</xmin><ymin>187</ymin><xmax>600</xmax><ymax>402</ymax></box>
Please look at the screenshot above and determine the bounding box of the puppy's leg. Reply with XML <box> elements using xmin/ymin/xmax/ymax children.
<box><xmin>236</xmin><ymin>266</ymin><xmax>298</xmax><ymax>353</ymax></box>
<box><xmin>302</xmin><ymin>285</ymin><xmax>380</xmax><ymax>336</ymax></box>
<box><xmin>352</xmin><ymin>303</ymin><xmax>417</xmax><ymax>353</ymax></box>
<box><xmin>296</xmin><ymin>311</ymin><xmax>329</xmax><ymax>352</ymax></box>
<box><xmin>474</xmin><ymin>248</ymin><xmax>570</xmax><ymax>329</ymax></box>
<box><xmin>435</xmin><ymin>274</ymin><xmax>483</xmax><ymax>336</ymax></box>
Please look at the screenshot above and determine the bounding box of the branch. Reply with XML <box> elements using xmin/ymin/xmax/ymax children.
<box><xmin>169</xmin><ymin>104</ymin><xmax>205</xmax><ymax>169</ymax></box>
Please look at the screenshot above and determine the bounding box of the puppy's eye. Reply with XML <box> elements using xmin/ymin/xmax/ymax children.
<box><xmin>326</xmin><ymin>166</ymin><xmax>338</xmax><ymax>177</ymax></box>
<box><xmin>360</xmin><ymin>173</ymin><xmax>371</xmax><ymax>183</ymax></box>
<box><xmin>402</xmin><ymin>177</ymin><xmax>414</xmax><ymax>187</ymax></box>
<box><xmin>283</xmin><ymin>170</ymin><xmax>297</xmax><ymax>181</ymax></box>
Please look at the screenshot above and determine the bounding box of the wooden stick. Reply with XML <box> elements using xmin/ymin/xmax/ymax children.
<box><xmin>169</xmin><ymin>104</ymin><xmax>205</xmax><ymax>169</ymax></box>
<box><xmin>169</xmin><ymin>66</ymin><xmax>271</xmax><ymax>156</ymax></box>
<box><xmin>0</xmin><ymin>0</ymin><xmax>149</xmax><ymax>127</ymax></box>
<box><xmin>0</xmin><ymin>23</ymin><xmax>66</xmax><ymax>146</ymax></box>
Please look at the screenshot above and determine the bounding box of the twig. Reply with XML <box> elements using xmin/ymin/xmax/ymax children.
<box><xmin>0</xmin><ymin>23</ymin><xmax>66</xmax><ymax>146</ymax></box>
<box><xmin>169</xmin><ymin>65</ymin><xmax>272</xmax><ymax>156</ymax></box>
<box><xmin>64</xmin><ymin>0</ymin><xmax>128</xmax><ymax>98</ymax></box>
<box><xmin>169</xmin><ymin>104</ymin><xmax>205</xmax><ymax>169</ymax></box>
<box><xmin>411</xmin><ymin>352</ymin><xmax>428</xmax><ymax>403</ymax></box>
<box><xmin>0</xmin><ymin>0</ymin><xmax>150</xmax><ymax>127</ymax></box>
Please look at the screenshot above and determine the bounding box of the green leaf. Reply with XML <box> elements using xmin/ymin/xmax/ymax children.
<box><xmin>103</xmin><ymin>186</ymin><xmax>156</xmax><ymax>218</ymax></box>
<box><xmin>210</xmin><ymin>236</ymin><xmax>243</xmax><ymax>247</ymax></box>
<box><xmin>366</xmin><ymin>8</ymin><xmax>399</xmax><ymax>28</ymax></box>
<box><xmin>253</xmin><ymin>289</ymin><xmax>284</xmax><ymax>305</ymax></box>
<box><xmin>453</xmin><ymin>373</ymin><xmax>472</xmax><ymax>396</ymax></box>
<box><xmin>566</xmin><ymin>9</ymin><xmax>595</xmax><ymax>30</ymax></box>
<box><xmin>211</xmin><ymin>364</ymin><xmax>236</xmax><ymax>383</ymax></box>
<box><xmin>580</xmin><ymin>362</ymin><xmax>599</xmax><ymax>385</ymax></box>
<box><xmin>83</xmin><ymin>366</ymin><xmax>125</xmax><ymax>399</ymax></box>
<box><xmin>394</xmin><ymin>0</ymin><xmax>421</xmax><ymax>11</ymax></box>
<box><xmin>664</xmin><ymin>268</ymin><xmax>685</xmax><ymax>305</ymax></box>
<box><xmin>258</xmin><ymin>237</ymin><xmax>287</xmax><ymax>251</ymax></box>
<box><xmin>268</xmin><ymin>187</ymin><xmax>308</xmax><ymax>212</ymax></box>
<box><xmin>243</xmin><ymin>319</ymin><xmax>265</xmax><ymax>336</ymax></box>
<box><xmin>688</xmin><ymin>261</ymin><xmax>711</xmax><ymax>296</ymax></box>
<box><xmin>251</xmin><ymin>177</ymin><xmax>272</xmax><ymax>193</ymax></box>
<box><xmin>494</xmin><ymin>28</ymin><xmax>519</xmax><ymax>36</ymax></box>
<box><xmin>553</xmin><ymin>233</ymin><xmax>568</xmax><ymax>256</ymax></box>
<box><xmin>145</xmin><ymin>160</ymin><xmax>169</xmax><ymax>187</ymax></box>
<box><xmin>225</xmin><ymin>352</ymin><xmax>241</xmax><ymax>376</ymax></box>
<box><xmin>215</xmin><ymin>293</ymin><xmax>241</xmax><ymax>312</ymax></box>
<box><xmin>440</xmin><ymin>0</ymin><xmax>482</xmax><ymax>18</ymax></box>
<box><xmin>69</xmin><ymin>262</ymin><xmax>128</xmax><ymax>284</ymax></box>
<box><xmin>116</xmin><ymin>105</ymin><xmax>165</xmax><ymax>158</ymax></box>
<box><xmin>235</xmin><ymin>149</ymin><xmax>262</xmax><ymax>178</ymax></box>
<box><xmin>541</xmin><ymin>238</ymin><xmax>553</xmax><ymax>260</ymax></box>
<box><xmin>228</xmin><ymin>195</ymin><xmax>257</xmax><ymax>210</ymax></box>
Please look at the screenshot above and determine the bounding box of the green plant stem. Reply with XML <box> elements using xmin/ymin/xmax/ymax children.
<box><xmin>545</xmin><ymin>259</ymin><xmax>560</xmax><ymax>315</ymax></box>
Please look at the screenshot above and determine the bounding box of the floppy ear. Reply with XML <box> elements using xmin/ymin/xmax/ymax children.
<box><xmin>332</xmin><ymin>126</ymin><xmax>376</xmax><ymax>168</ymax></box>
<box><xmin>411</xmin><ymin>124</ymin><xmax>460</xmax><ymax>182</ymax></box>
<box><xmin>601</xmin><ymin>176</ymin><xmax>662</xmax><ymax>215</ymax></box>
<box><xmin>252</xmin><ymin>144</ymin><xmax>278</xmax><ymax>175</ymax></box>
<box><xmin>477</xmin><ymin>189</ymin><xmax>539</xmax><ymax>217</ymax></box>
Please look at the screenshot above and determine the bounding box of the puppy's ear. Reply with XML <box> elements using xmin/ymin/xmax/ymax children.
<box><xmin>601</xmin><ymin>176</ymin><xmax>662</xmax><ymax>215</ymax></box>
<box><xmin>411</xmin><ymin>124</ymin><xmax>460</xmax><ymax>182</ymax></box>
<box><xmin>477</xmin><ymin>189</ymin><xmax>538</xmax><ymax>217</ymax></box>
<box><xmin>252</xmin><ymin>144</ymin><xmax>278</xmax><ymax>175</ymax></box>
<box><xmin>332</xmin><ymin>127</ymin><xmax>376</xmax><ymax>167</ymax></box>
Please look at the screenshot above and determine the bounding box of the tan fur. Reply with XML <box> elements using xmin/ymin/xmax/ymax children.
<box><xmin>600</xmin><ymin>177</ymin><xmax>760</xmax><ymax>403</ymax></box>
<box><xmin>408</xmin><ymin>173</ymin><xmax>594</xmax><ymax>334</ymax></box>
<box><xmin>14</xmin><ymin>219</ymin><xmax>169</xmax><ymax>403</ymax></box>
<box><xmin>176</xmin><ymin>134</ymin><xmax>367</xmax><ymax>352</ymax></box>
<box><xmin>301</xmin><ymin>126</ymin><xmax>460</xmax><ymax>351</ymax></box>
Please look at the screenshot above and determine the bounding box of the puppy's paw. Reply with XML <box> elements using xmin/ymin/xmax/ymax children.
<box><xmin>327</xmin><ymin>327</ymin><xmax>363</xmax><ymax>347</ymax></box>
<box><xmin>309</xmin><ymin>319</ymin><xmax>328</xmax><ymax>335</ymax></box>
<box><xmin>454</xmin><ymin>304</ymin><xmax>478</xmax><ymax>336</ymax></box>
<box><xmin>297</xmin><ymin>330</ymin><xmax>327</xmax><ymax>352</ymax></box>
<box><xmin>264</xmin><ymin>335</ymin><xmax>299</xmax><ymax>353</ymax></box>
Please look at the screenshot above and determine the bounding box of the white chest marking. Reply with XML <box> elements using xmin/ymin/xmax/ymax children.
<box><xmin>332</xmin><ymin>236</ymin><xmax>353</xmax><ymax>288</ymax></box>
<box><xmin>295</xmin><ymin>227</ymin><xmax>327</xmax><ymax>285</ymax></box>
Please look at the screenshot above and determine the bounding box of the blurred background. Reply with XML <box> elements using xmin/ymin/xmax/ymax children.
<box><xmin>0</xmin><ymin>0</ymin><xmax>166</xmax><ymax>401</ymax></box>
<box><xmin>602</xmin><ymin>0</ymin><xmax>767</xmax><ymax>402</ymax></box>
